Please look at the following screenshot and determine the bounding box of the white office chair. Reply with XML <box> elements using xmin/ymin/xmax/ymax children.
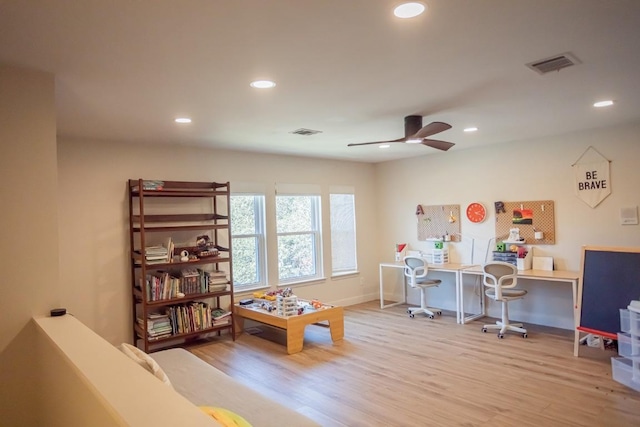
<box><xmin>481</xmin><ymin>261</ymin><xmax>528</xmax><ymax>338</ymax></box>
<box><xmin>404</xmin><ymin>256</ymin><xmax>442</xmax><ymax>319</ymax></box>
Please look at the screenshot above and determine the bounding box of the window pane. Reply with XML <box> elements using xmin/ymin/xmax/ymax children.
<box><xmin>230</xmin><ymin>194</ymin><xmax>266</xmax><ymax>290</ymax></box>
<box><xmin>230</xmin><ymin>195</ymin><xmax>256</xmax><ymax>235</ymax></box>
<box><xmin>330</xmin><ymin>193</ymin><xmax>357</xmax><ymax>272</ymax></box>
<box><xmin>278</xmin><ymin>234</ymin><xmax>316</xmax><ymax>280</ymax></box>
<box><xmin>276</xmin><ymin>196</ymin><xmax>313</xmax><ymax>233</ymax></box>
<box><xmin>231</xmin><ymin>236</ymin><xmax>259</xmax><ymax>285</ymax></box>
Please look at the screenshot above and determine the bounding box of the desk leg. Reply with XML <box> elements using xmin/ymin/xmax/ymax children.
<box><xmin>379</xmin><ymin>264</ymin><xmax>384</xmax><ymax>309</ymax></box>
<box><xmin>462</xmin><ymin>275</ymin><xmax>487</xmax><ymax>324</ymax></box>
<box><xmin>380</xmin><ymin>264</ymin><xmax>406</xmax><ymax>309</ymax></box>
<box><xmin>572</xmin><ymin>279</ymin><xmax>580</xmax><ymax>357</ymax></box>
<box><xmin>456</xmin><ymin>271</ymin><xmax>462</xmax><ymax>324</ymax></box>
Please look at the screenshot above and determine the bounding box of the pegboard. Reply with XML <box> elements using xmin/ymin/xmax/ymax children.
<box><xmin>417</xmin><ymin>204</ymin><xmax>461</xmax><ymax>242</ymax></box>
<box><xmin>494</xmin><ymin>200</ymin><xmax>555</xmax><ymax>245</ymax></box>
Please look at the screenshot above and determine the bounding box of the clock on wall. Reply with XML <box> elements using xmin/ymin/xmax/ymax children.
<box><xmin>466</xmin><ymin>202</ymin><xmax>487</xmax><ymax>223</ymax></box>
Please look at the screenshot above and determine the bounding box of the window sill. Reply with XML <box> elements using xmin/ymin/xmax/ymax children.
<box><xmin>276</xmin><ymin>277</ymin><xmax>327</xmax><ymax>288</ymax></box>
<box><xmin>233</xmin><ymin>285</ymin><xmax>269</xmax><ymax>297</ymax></box>
<box><xmin>331</xmin><ymin>271</ymin><xmax>359</xmax><ymax>280</ymax></box>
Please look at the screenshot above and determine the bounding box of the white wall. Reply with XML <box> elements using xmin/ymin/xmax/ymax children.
<box><xmin>57</xmin><ymin>139</ymin><xmax>379</xmax><ymax>344</ymax></box>
<box><xmin>375</xmin><ymin>122</ymin><xmax>640</xmax><ymax>329</ymax></box>
<box><xmin>0</xmin><ymin>64</ymin><xmax>59</xmax><ymax>425</ymax></box>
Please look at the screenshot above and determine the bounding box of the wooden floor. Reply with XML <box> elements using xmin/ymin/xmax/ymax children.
<box><xmin>188</xmin><ymin>301</ymin><xmax>640</xmax><ymax>427</ymax></box>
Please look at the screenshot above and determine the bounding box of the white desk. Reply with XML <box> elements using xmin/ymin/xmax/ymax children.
<box><xmin>461</xmin><ymin>266</ymin><xmax>580</xmax><ymax>327</ymax></box>
<box><xmin>379</xmin><ymin>261</ymin><xmax>476</xmax><ymax>324</ymax></box>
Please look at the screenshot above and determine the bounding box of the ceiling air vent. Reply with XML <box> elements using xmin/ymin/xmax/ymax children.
<box><xmin>289</xmin><ymin>128</ymin><xmax>323</xmax><ymax>136</ymax></box>
<box><xmin>526</xmin><ymin>52</ymin><xmax>581</xmax><ymax>75</ymax></box>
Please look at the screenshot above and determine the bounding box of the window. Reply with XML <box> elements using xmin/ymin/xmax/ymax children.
<box><xmin>275</xmin><ymin>194</ymin><xmax>322</xmax><ymax>283</ymax></box>
<box><xmin>230</xmin><ymin>194</ymin><xmax>266</xmax><ymax>291</ymax></box>
<box><xmin>330</xmin><ymin>192</ymin><xmax>357</xmax><ymax>274</ymax></box>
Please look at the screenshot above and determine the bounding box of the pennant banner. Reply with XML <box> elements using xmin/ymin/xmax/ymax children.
<box><xmin>573</xmin><ymin>147</ymin><xmax>611</xmax><ymax>208</ymax></box>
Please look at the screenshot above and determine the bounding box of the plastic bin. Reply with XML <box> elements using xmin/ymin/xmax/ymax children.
<box><xmin>620</xmin><ymin>309</ymin><xmax>640</xmax><ymax>335</ymax></box>
<box><xmin>617</xmin><ymin>332</ymin><xmax>640</xmax><ymax>359</ymax></box>
<box><xmin>611</xmin><ymin>357</ymin><xmax>640</xmax><ymax>392</ymax></box>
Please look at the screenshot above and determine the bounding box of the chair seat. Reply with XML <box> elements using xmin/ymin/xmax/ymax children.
<box><xmin>485</xmin><ymin>288</ymin><xmax>527</xmax><ymax>299</ymax></box>
<box><xmin>416</xmin><ymin>278</ymin><xmax>441</xmax><ymax>287</ymax></box>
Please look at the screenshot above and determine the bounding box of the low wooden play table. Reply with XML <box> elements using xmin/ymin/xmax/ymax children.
<box><xmin>234</xmin><ymin>301</ymin><xmax>344</xmax><ymax>354</ymax></box>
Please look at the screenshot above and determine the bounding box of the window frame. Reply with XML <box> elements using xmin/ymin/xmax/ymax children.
<box><xmin>275</xmin><ymin>193</ymin><xmax>323</xmax><ymax>284</ymax></box>
<box><xmin>230</xmin><ymin>193</ymin><xmax>267</xmax><ymax>291</ymax></box>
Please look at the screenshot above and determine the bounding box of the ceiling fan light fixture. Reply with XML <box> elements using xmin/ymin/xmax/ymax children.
<box><xmin>175</xmin><ymin>117</ymin><xmax>192</xmax><ymax>124</ymax></box>
<box><xmin>464</xmin><ymin>127</ymin><xmax>478</xmax><ymax>132</ymax></box>
<box><xmin>405</xmin><ymin>138</ymin><xmax>423</xmax><ymax>144</ymax></box>
<box><xmin>379</xmin><ymin>144</ymin><xmax>391</xmax><ymax>149</ymax></box>
<box><xmin>394</xmin><ymin>2</ymin><xmax>426</xmax><ymax>19</ymax></box>
<box><xmin>593</xmin><ymin>100</ymin><xmax>614</xmax><ymax>108</ymax></box>
<box><xmin>250</xmin><ymin>80</ymin><xmax>276</xmax><ymax>89</ymax></box>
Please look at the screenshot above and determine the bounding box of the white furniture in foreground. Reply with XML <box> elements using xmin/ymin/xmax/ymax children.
<box><xmin>152</xmin><ymin>348</ymin><xmax>320</xmax><ymax>427</ymax></box>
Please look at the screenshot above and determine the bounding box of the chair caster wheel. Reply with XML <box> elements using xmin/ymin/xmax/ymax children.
<box><xmin>522</xmin><ymin>333</ymin><xmax>528</xmax><ymax>338</ymax></box>
<box><xmin>437</xmin><ymin>311</ymin><xmax>442</xmax><ymax>315</ymax></box>
<box><xmin>498</xmin><ymin>334</ymin><xmax>504</xmax><ymax>339</ymax></box>
<box><xmin>407</xmin><ymin>309</ymin><xmax>411</xmax><ymax>314</ymax></box>
<box><xmin>409</xmin><ymin>313</ymin><xmax>415</xmax><ymax>318</ymax></box>
<box><xmin>428</xmin><ymin>315</ymin><xmax>434</xmax><ymax>319</ymax></box>
<box><xmin>482</xmin><ymin>328</ymin><xmax>487</xmax><ymax>333</ymax></box>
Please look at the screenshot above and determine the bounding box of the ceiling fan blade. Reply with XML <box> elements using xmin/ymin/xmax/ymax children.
<box><xmin>347</xmin><ymin>137</ymin><xmax>405</xmax><ymax>147</ymax></box>
<box><xmin>413</xmin><ymin>121</ymin><xmax>452</xmax><ymax>139</ymax></box>
<box><xmin>421</xmin><ymin>139</ymin><xmax>455</xmax><ymax>151</ymax></box>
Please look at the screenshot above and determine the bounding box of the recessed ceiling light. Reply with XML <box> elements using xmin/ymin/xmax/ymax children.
<box><xmin>379</xmin><ymin>144</ymin><xmax>391</xmax><ymax>149</ymax></box>
<box><xmin>250</xmin><ymin>80</ymin><xmax>276</xmax><ymax>89</ymax></box>
<box><xmin>593</xmin><ymin>100</ymin><xmax>614</xmax><ymax>108</ymax></box>
<box><xmin>175</xmin><ymin>118</ymin><xmax>192</xmax><ymax>124</ymax></box>
<box><xmin>464</xmin><ymin>127</ymin><xmax>478</xmax><ymax>132</ymax></box>
<box><xmin>394</xmin><ymin>2</ymin><xmax>426</xmax><ymax>19</ymax></box>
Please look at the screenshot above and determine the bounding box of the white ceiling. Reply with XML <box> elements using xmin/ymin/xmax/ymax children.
<box><xmin>1</xmin><ymin>1</ymin><xmax>639</xmax><ymax>163</ymax></box>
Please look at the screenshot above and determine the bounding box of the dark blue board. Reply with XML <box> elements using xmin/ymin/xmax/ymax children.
<box><xmin>580</xmin><ymin>247</ymin><xmax>640</xmax><ymax>335</ymax></box>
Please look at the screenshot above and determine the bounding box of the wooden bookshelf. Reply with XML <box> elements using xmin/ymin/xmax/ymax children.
<box><xmin>128</xmin><ymin>179</ymin><xmax>235</xmax><ymax>352</ymax></box>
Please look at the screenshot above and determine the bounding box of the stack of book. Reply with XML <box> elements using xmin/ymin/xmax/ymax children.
<box><xmin>143</xmin><ymin>238</ymin><xmax>174</xmax><ymax>265</ymax></box>
<box><xmin>139</xmin><ymin>313</ymin><xmax>172</xmax><ymax>340</ymax></box>
<box><xmin>211</xmin><ymin>308</ymin><xmax>232</xmax><ymax>325</ymax></box>
<box><xmin>145</xmin><ymin>245</ymin><xmax>169</xmax><ymax>264</ymax></box>
<box><xmin>208</xmin><ymin>270</ymin><xmax>229</xmax><ymax>292</ymax></box>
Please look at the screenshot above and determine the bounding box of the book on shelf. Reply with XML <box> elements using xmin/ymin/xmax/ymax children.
<box><xmin>213</xmin><ymin>317</ymin><xmax>232</xmax><ymax>326</ymax></box>
<box><xmin>144</xmin><ymin>244</ymin><xmax>170</xmax><ymax>264</ymax></box>
<box><xmin>145</xmin><ymin>272</ymin><xmax>180</xmax><ymax>301</ymax></box>
<box><xmin>211</xmin><ymin>308</ymin><xmax>231</xmax><ymax>320</ymax></box>
<box><xmin>181</xmin><ymin>267</ymin><xmax>199</xmax><ymax>277</ymax></box>
<box><xmin>164</xmin><ymin>237</ymin><xmax>174</xmax><ymax>261</ymax></box>
<box><xmin>137</xmin><ymin>314</ymin><xmax>172</xmax><ymax>339</ymax></box>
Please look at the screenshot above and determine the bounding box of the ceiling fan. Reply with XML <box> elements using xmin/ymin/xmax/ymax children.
<box><xmin>347</xmin><ymin>115</ymin><xmax>455</xmax><ymax>151</ymax></box>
